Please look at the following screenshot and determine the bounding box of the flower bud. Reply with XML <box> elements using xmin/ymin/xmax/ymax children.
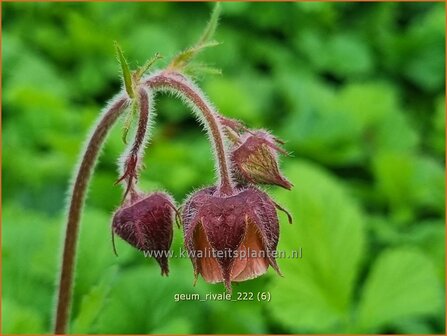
<box><xmin>230</xmin><ymin>130</ymin><xmax>292</xmax><ymax>189</ymax></box>
<box><xmin>182</xmin><ymin>186</ymin><xmax>286</xmax><ymax>292</ymax></box>
<box><xmin>112</xmin><ymin>192</ymin><xmax>176</xmax><ymax>276</ymax></box>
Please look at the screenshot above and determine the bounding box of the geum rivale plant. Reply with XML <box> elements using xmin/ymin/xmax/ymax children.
<box><xmin>54</xmin><ymin>4</ymin><xmax>293</xmax><ymax>334</ymax></box>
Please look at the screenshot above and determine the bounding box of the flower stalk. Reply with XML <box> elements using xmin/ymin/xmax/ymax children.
<box><xmin>144</xmin><ymin>71</ymin><xmax>234</xmax><ymax>196</ymax></box>
<box><xmin>116</xmin><ymin>87</ymin><xmax>152</xmax><ymax>201</ymax></box>
<box><xmin>54</xmin><ymin>95</ymin><xmax>128</xmax><ymax>334</ymax></box>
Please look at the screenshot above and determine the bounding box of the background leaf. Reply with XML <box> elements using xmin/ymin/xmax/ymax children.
<box><xmin>269</xmin><ymin>161</ymin><xmax>366</xmax><ymax>332</ymax></box>
<box><xmin>71</xmin><ymin>266</ymin><xmax>118</xmax><ymax>333</ymax></box>
<box><xmin>356</xmin><ymin>249</ymin><xmax>442</xmax><ymax>332</ymax></box>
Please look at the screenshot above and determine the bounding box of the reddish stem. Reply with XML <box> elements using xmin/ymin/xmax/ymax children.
<box><xmin>117</xmin><ymin>87</ymin><xmax>150</xmax><ymax>200</ymax></box>
<box><xmin>145</xmin><ymin>71</ymin><xmax>234</xmax><ymax>195</ymax></box>
<box><xmin>54</xmin><ymin>96</ymin><xmax>128</xmax><ymax>334</ymax></box>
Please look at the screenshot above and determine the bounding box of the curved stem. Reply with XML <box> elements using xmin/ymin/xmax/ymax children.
<box><xmin>144</xmin><ymin>71</ymin><xmax>234</xmax><ymax>195</ymax></box>
<box><xmin>54</xmin><ymin>95</ymin><xmax>128</xmax><ymax>334</ymax></box>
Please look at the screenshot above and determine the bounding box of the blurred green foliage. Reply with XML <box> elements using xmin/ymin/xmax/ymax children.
<box><xmin>2</xmin><ymin>2</ymin><xmax>445</xmax><ymax>334</ymax></box>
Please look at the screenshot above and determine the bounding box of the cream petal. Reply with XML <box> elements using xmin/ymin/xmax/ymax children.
<box><xmin>232</xmin><ymin>222</ymin><xmax>269</xmax><ymax>282</ymax></box>
<box><xmin>194</xmin><ymin>225</ymin><xmax>224</xmax><ymax>283</ymax></box>
<box><xmin>230</xmin><ymin>251</ymin><xmax>247</xmax><ymax>280</ymax></box>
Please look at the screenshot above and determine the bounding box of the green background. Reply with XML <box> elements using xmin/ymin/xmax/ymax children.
<box><xmin>2</xmin><ymin>2</ymin><xmax>445</xmax><ymax>334</ymax></box>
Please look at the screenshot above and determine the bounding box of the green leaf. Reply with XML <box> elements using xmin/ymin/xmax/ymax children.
<box><xmin>71</xmin><ymin>266</ymin><xmax>118</xmax><ymax>333</ymax></box>
<box><xmin>168</xmin><ymin>3</ymin><xmax>221</xmax><ymax>71</ymax></box>
<box><xmin>149</xmin><ymin>318</ymin><xmax>193</xmax><ymax>334</ymax></box>
<box><xmin>184</xmin><ymin>62</ymin><xmax>222</xmax><ymax>79</ymax></box>
<box><xmin>114</xmin><ymin>41</ymin><xmax>134</xmax><ymax>98</ymax></box>
<box><xmin>94</xmin><ymin>264</ymin><xmax>207</xmax><ymax>334</ymax></box>
<box><xmin>368</xmin><ymin>218</ymin><xmax>446</xmax><ymax>286</ymax></box>
<box><xmin>269</xmin><ymin>160</ymin><xmax>366</xmax><ymax>332</ymax></box>
<box><xmin>135</xmin><ymin>52</ymin><xmax>163</xmax><ymax>79</ymax></box>
<box><xmin>373</xmin><ymin>152</ymin><xmax>445</xmax><ymax>223</ymax></box>
<box><xmin>169</xmin><ymin>40</ymin><xmax>221</xmax><ymax>71</ymax></box>
<box><xmin>197</xmin><ymin>3</ymin><xmax>221</xmax><ymax>46</ymax></box>
<box><xmin>356</xmin><ymin>249</ymin><xmax>442</xmax><ymax>332</ymax></box>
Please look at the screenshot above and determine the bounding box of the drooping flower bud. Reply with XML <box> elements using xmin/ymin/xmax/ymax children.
<box><xmin>230</xmin><ymin>130</ymin><xmax>293</xmax><ymax>190</ymax></box>
<box><xmin>182</xmin><ymin>186</ymin><xmax>291</xmax><ymax>292</ymax></box>
<box><xmin>112</xmin><ymin>192</ymin><xmax>176</xmax><ymax>275</ymax></box>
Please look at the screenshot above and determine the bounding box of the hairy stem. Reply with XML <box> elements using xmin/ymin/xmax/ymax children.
<box><xmin>54</xmin><ymin>96</ymin><xmax>128</xmax><ymax>334</ymax></box>
<box><xmin>144</xmin><ymin>71</ymin><xmax>234</xmax><ymax>195</ymax></box>
<box><xmin>131</xmin><ymin>88</ymin><xmax>150</xmax><ymax>158</ymax></box>
<box><xmin>117</xmin><ymin>87</ymin><xmax>151</xmax><ymax>201</ymax></box>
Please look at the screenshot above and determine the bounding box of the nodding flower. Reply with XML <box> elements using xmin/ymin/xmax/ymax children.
<box><xmin>181</xmin><ymin>185</ymin><xmax>291</xmax><ymax>292</ymax></box>
<box><xmin>112</xmin><ymin>191</ymin><xmax>176</xmax><ymax>275</ymax></box>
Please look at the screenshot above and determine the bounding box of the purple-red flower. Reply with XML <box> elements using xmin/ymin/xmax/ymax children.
<box><xmin>182</xmin><ymin>186</ymin><xmax>290</xmax><ymax>292</ymax></box>
<box><xmin>230</xmin><ymin>130</ymin><xmax>293</xmax><ymax>190</ymax></box>
<box><xmin>112</xmin><ymin>192</ymin><xmax>176</xmax><ymax>275</ymax></box>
